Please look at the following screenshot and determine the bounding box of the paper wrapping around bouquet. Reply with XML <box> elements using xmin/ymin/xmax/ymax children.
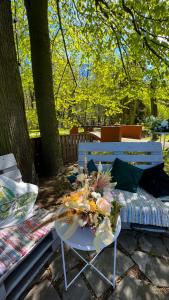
<box><xmin>55</xmin><ymin>216</ymin><xmax>121</xmax><ymax>252</ymax></box>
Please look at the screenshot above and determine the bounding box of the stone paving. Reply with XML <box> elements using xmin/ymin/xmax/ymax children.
<box><xmin>24</xmin><ymin>230</ymin><xmax>169</xmax><ymax>300</ymax></box>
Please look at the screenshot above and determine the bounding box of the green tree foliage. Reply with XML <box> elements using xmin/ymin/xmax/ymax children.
<box><xmin>12</xmin><ymin>0</ymin><xmax>169</xmax><ymax>130</ymax></box>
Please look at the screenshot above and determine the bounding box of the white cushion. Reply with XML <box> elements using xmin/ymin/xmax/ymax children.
<box><xmin>113</xmin><ymin>186</ymin><xmax>169</xmax><ymax>227</ymax></box>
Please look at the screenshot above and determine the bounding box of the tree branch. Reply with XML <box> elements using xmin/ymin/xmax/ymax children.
<box><xmin>55</xmin><ymin>0</ymin><xmax>77</xmax><ymax>87</ymax></box>
<box><xmin>55</xmin><ymin>62</ymin><xmax>68</xmax><ymax>99</ymax></box>
<box><xmin>121</xmin><ymin>0</ymin><xmax>169</xmax><ymax>66</ymax></box>
<box><xmin>51</xmin><ymin>27</ymin><xmax>60</xmax><ymax>54</ymax></box>
<box><xmin>140</xmin><ymin>27</ymin><xmax>169</xmax><ymax>44</ymax></box>
<box><xmin>132</xmin><ymin>7</ymin><xmax>169</xmax><ymax>22</ymax></box>
<box><xmin>143</xmin><ymin>37</ymin><xmax>169</xmax><ymax>65</ymax></box>
<box><xmin>97</xmin><ymin>2</ymin><xmax>129</xmax><ymax>78</ymax></box>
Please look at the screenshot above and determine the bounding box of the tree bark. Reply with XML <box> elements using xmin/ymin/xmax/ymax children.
<box><xmin>128</xmin><ymin>100</ymin><xmax>138</xmax><ymax>125</ymax></box>
<box><xmin>25</xmin><ymin>0</ymin><xmax>62</xmax><ymax>176</ymax></box>
<box><xmin>150</xmin><ymin>97</ymin><xmax>158</xmax><ymax>117</ymax></box>
<box><xmin>0</xmin><ymin>0</ymin><xmax>36</xmax><ymax>183</ymax></box>
<box><xmin>150</xmin><ymin>78</ymin><xmax>158</xmax><ymax>117</ymax></box>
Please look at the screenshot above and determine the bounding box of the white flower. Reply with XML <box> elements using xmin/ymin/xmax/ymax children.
<box><xmin>103</xmin><ymin>191</ymin><xmax>113</xmax><ymax>202</ymax></box>
<box><xmin>91</xmin><ymin>192</ymin><xmax>101</xmax><ymax>199</ymax></box>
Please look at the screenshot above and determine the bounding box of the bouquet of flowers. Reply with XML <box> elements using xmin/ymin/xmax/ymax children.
<box><xmin>145</xmin><ymin>116</ymin><xmax>169</xmax><ymax>132</ymax></box>
<box><xmin>41</xmin><ymin>164</ymin><xmax>121</xmax><ymax>252</ymax></box>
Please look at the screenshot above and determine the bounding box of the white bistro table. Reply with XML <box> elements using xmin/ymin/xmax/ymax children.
<box><xmin>55</xmin><ymin>217</ymin><xmax>121</xmax><ymax>290</ymax></box>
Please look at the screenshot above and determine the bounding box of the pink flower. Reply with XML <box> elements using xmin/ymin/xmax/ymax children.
<box><xmin>96</xmin><ymin>198</ymin><xmax>111</xmax><ymax>215</ymax></box>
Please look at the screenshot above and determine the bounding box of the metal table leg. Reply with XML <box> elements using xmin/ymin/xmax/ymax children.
<box><xmin>60</xmin><ymin>239</ymin><xmax>118</xmax><ymax>290</ymax></box>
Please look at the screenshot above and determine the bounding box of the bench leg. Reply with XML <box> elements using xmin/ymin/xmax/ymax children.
<box><xmin>0</xmin><ymin>283</ymin><xmax>6</xmax><ymax>300</ymax></box>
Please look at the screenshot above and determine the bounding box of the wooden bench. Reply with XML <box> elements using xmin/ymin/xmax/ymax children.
<box><xmin>78</xmin><ymin>142</ymin><xmax>169</xmax><ymax>231</ymax></box>
<box><xmin>0</xmin><ymin>154</ymin><xmax>59</xmax><ymax>300</ymax></box>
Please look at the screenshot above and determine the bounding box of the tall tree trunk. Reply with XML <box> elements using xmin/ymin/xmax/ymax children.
<box><xmin>129</xmin><ymin>100</ymin><xmax>138</xmax><ymax>124</ymax></box>
<box><xmin>25</xmin><ymin>0</ymin><xmax>62</xmax><ymax>176</ymax></box>
<box><xmin>150</xmin><ymin>78</ymin><xmax>158</xmax><ymax>140</ymax></box>
<box><xmin>150</xmin><ymin>78</ymin><xmax>158</xmax><ymax>117</ymax></box>
<box><xmin>150</xmin><ymin>97</ymin><xmax>158</xmax><ymax>117</ymax></box>
<box><xmin>0</xmin><ymin>0</ymin><xmax>36</xmax><ymax>183</ymax></box>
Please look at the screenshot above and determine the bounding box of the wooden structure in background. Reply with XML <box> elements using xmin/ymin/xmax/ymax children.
<box><xmin>121</xmin><ymin>125</ymin><xmax>142</xmax><ymax>139</ymax></box>
<box><xmin>83</xmin><ymin>125</ymin><xmax>142</xmax><ymax>140</ymax></box>
<box><xmin>60</xmin><ymin>133</ymin><xmax>99</xmax><ymax>163</ymax></box>
<box><xmin>70</xmin><ymin>126</ymin><xmax>78</xmax><ymax>134</ymax></box>
<box><xmin>31</xmin><ymin>133</ymin><xmax>99</xmax><ymax>174</ymax></box>
<box><xmin>101</xmin><ymin>126</ymin><xmax>122</xmax><ymax>142</ymax></box>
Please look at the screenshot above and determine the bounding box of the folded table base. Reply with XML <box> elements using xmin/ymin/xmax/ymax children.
<box><xmin>60</xmin><ymin>239</ymin><xmax>117</xmax><ymax>290</ymax></box>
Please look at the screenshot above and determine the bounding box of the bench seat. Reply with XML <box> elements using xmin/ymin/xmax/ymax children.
<box><xmin>78</xmin><ymin>141</ymin><xmax>169</xmax><ymax>231</ymax></box>
<box><xmin>0</xmin><ymin>153</ymin><xmax>59</xmax><ymax>300</ymax></box>
<box><xmin>0</xmin><ymin>209</ymin><xmax>58</xmax><ymax>300</ymax></box>
<box><xmin>113</xmin><ymin>186</ymin><xmax>169</xmax><ymax>228</ymax></box>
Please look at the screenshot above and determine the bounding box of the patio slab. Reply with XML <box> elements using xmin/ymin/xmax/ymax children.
<box><xmin>24</xmin><ymin>279</ymin><xmax>61</xmax><ymax>300</ymax></box>
<box><xmin>132</xmin><ymin>251</ymin><xmax>169</xmax><ymax>287</ymax></box>
<box><xmin>83</xmin><ymin>247</ymin><xmax>134</xmax><ymax>297</ymax></box>
<box><xmin>138</xmin><ymin>234</ymin><xmax>169</xmax><ymax>257</ymax></box>
<box><xmin>163</xmin><ymin>236</ymin><xmax>169</xmax><ymax>253</ymax></box>
<box><xmin>108</xmin><ymin>277</ymin><xmax>167</xmax><ymax>300</ymax></box>
<box><xmin>58</xmin><ymin>268</ymin><xmax>91</xmax><ymax>300</ymax></box>
<box><xmin>118</xmin><ymin>230</ymin><xmax>137</xmax><ymax>254</ymax></box>
<box><xmin>22</xmin><ymin>229</ymin><xmax>169</xmax><ymax>299</ymax></box>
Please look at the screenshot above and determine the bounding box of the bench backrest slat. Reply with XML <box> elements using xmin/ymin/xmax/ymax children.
<box><xmin>78</xmin><ymin>142</ymin><xmax>163</xmax><ymax>169</ymax></box>
<box><xmin>0</xmin><ymin>154</ymin><xmax>22</xmax><ymax>181</ymax></box>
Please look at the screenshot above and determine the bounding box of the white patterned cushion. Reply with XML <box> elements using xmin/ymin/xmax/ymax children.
<box><xmin>113</xmin><ymin>187</ymin><xmax>169</xmax><ymax>227</ymax></box>
<box><xmin>0</xmin><ymin>175</ymin><xmax>38</xmax><ymax>228</ymax></box>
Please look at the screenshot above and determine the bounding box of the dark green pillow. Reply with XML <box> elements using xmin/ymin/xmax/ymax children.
<box><xmin>67</xmin><ymin>173</ymin><xmax>78</xmax><ymax>184</ymax></box>
<box><xmin>87</xmin><ymin>159</ymin><xmax>98</xmax><ymax>174</ymax></box>
<box><xmin>111</xmin><ymin>158</ymin><xmax>143</xmax><ymax>193</ymax></box>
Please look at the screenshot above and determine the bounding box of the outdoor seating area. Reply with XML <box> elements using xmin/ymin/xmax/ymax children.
<box><xmin>21</xmin><ymin>166</ymin><xmax>169</xmax><ymax>300</ymax></box>
<box><xmin>78</xmin><ymin>142</ymin><xmax>169</xmax><ymax>231</ymax></box>
<box><xmin>1</xmin><ymin>140</ymin><xmax>169</xmax><ymax>299</ymax></box>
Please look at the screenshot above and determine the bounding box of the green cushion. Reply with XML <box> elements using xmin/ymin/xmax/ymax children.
<box><xmin>111</xmin><ymin>158</ymin><xmax>143</xmax><ymax>193</ymax></box>
<box><xmin>67</xmin><ymin>173</ymin><xmax>78</xmax><ymax>184</ymax></box>
<box><xmin>87</xmin><ymin>159</ymin><xmax>98</xmax><ymax>174</ymax></box>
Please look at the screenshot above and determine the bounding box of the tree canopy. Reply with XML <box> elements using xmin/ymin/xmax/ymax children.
<box><xmin>12</xmin><ymin>0</ymin><xmax>169</xmax><ymax>130</ymax></box>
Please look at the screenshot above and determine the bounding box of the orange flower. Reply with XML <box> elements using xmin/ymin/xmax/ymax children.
<box><xmin>89</xmin><ymin>200</ymin><xmax>97</xmax><ymax>212</ymax></box>
<box><xmin>70</xmin><ymin>190</ymin><xmax>84</xmax><ymax>201</ymax></box>
<box><xmin>62</xmin><ymin>190</ymin><xmax>84</xmax><ymax>203</ymax></box>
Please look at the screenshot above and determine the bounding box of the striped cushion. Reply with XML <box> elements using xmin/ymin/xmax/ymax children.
<box><xmin>113</xmin><ymin>187</ymin><xmax>169</xmax><ymax>227</ymax></box>
<box><xmin>0</xmin><ymin>209</ymin><xmax>52</xmax><ymax>278</ymax></box>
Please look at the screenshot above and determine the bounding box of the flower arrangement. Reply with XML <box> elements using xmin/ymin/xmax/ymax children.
<box><xmin>41</xmin><ymin>164</ymin><xmax>121</xmax><ymax>252</ymax></box>
<box><xmin>145</xmin><ymin>116</ymin><xmax>169</xmax><ymax>132</ymax></box>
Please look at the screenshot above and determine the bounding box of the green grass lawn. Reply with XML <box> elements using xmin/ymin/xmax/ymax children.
<box><xmin>29</xmin><ymin>128</ymin><xmax>84</xmax><ymax>138</ymax></box>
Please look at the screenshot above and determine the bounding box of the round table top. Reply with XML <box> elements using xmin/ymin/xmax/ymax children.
<box><xmin>55</xmin><ymin>216</ymin><xmax>121</xmax><ymax>251</ymax></box>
